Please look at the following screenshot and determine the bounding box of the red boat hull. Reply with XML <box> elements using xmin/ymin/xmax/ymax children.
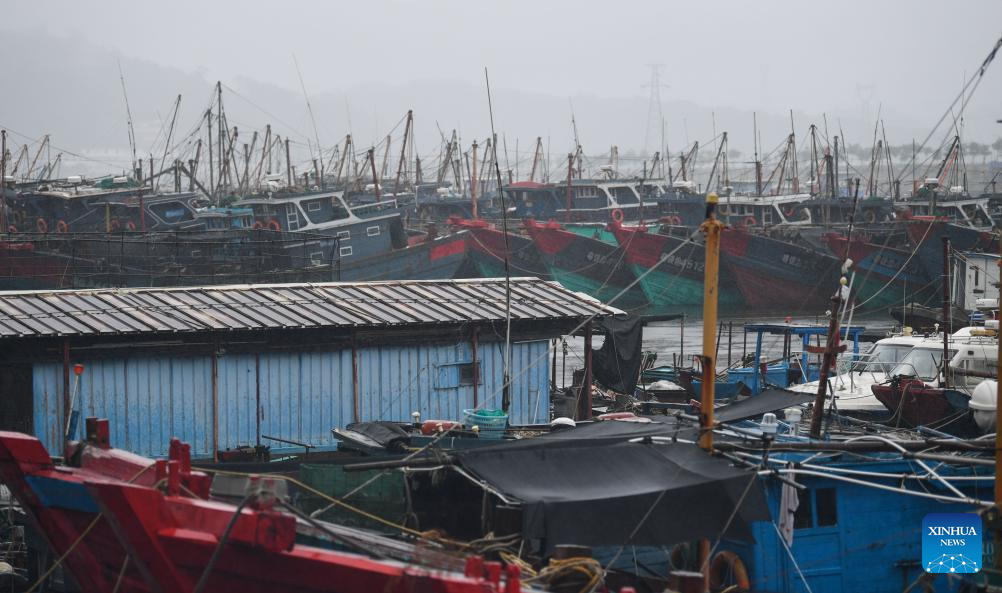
<box><xmin>870</xmin><ymin>381</ymin><xmax>960</xmax><ymax>427</ymax></box>
<box><xmin>0</xmin><ymin>432</ymin><xmax>153</xmax><ymax>593</ymax></box>
<box><xmin>0</xmin><ymin>421</ymin><xmax>520</xmax><ymax>593</ymax></box>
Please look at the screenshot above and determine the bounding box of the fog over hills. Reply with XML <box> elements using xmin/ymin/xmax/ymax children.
<box><xmin>2</xmin><ymin>10</ymin><xmax>1000</xmax><ymax>181</ymax></box>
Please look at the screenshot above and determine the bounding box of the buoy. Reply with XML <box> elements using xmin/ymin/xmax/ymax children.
<box><xmin>671</xmin><ymin>215</ymin><xmax>683</xmax><ymax>226</ymax></box>
<box><xmin>36</xmin><ymin>218</ymin><xmax>48</xmax><ymax>234</ymax></box>
<box><xmin>709</xmin><ymin>551</ymin><xmax>750</xmax><ymax>591</ymax></box>
<box><xmin>252</xmin><ymin>221</ymin><xmax>264</xmax><ymax>230</ymax></box>
<box><xmin>864</xmin><ymin>209</ymin><xmax>877</xmax><ymax>223</ymax></box>
<box><xmin>109</xmin><ymin>219</ymin><xmax>121</xmax><ymax>232</ymax></box>
<box><xmin>743</xmin><ymin>216</ymin><xmax>756</xmax><ymax>227</ymax></box>
<box><xmin>6</xmin><ymin>225</ymin><xmax>16</xmax><ymax>234</ymax></box>
<box><xmin>55</xmin><ymin>220</ymin><xmax>69</xmax><ymax>233</ymax></box>
<box><xmin>611</xmin><ymin>208</ymin><xmax>624</xmax><ymax>224</ymax></box>
<box><xmin>267</xmin><ymin>218</ymin><xmax>281</xmax><ymax>231</ymax></box>
<box><xmin>126</xmin><ymin>220</ymin><xmax>136</xmax><ymax>231</ymax></box>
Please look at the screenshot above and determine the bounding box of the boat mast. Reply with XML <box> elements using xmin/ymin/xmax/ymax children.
<box><xmin>117</xmin><ymin>61</ymin><xmax>138</xmax><ymax>178</ymax></box>
<box><xmin>1</xmin><ymin>130</ymin><xmax>6</xmax><ymax>233</ymax></box>
<box><xmin>368</xmin><ymin>148</ymin><xmax>380</xmax><ymax>202</ymax></box>
<box><xmin>565</xmin><ymin>153</ymin><xmax>573</xmax><ymax>223</ymax></box>
<box><xmin>156</xmin><ymin>95</ymin><xmax>182</xmax><ymax>193</ymax></box>
<box><xmin>394</xmin><ymin>110</ymin><xmax>413</xmax><ymax>193</ymax></box>
<box><xmin>206</xmin><ymin>108</ymin><xmax>215</xmax><ymax>201</ymax></box>
<box><xmin>529</xmin><ymin>137</ymin><xmax>543</xmax><ymax>183</ymax></box>
<box><xmin>470</xmin><ymin>141</ymin><xmax>478</xmax><ymax>219</ymax></box>
<box><xmin>789</xmin><ymin>110</ymin><xmax>799</xmax><ymax>193</ymax></box>
<box><xmin>753</xmin><ymin>112</ymin><xmax>762</xmax><ymax>196</ymax></box>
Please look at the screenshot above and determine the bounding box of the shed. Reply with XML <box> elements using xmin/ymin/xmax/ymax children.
<box><xmin>0</xmin><ymin>278</ymin><xmax>616</xmax><ymax>457</ymax></box>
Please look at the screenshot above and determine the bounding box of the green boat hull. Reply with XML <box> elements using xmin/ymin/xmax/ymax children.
<box><xmin>633</xmin><ymin>265</ymin><xmax>744</xmax><ymax>307</ymax></box>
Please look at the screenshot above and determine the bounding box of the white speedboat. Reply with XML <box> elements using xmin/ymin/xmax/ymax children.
<box><xmin>790</xmin><ymin>334</ymin><xmax>925</xmax><ymax>419</ymax></box>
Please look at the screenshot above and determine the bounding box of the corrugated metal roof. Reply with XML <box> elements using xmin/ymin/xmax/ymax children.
<box><xmin>0</xmin><ymin>278</ymin><xmax>619</xmax><ymax>339</ymax></box>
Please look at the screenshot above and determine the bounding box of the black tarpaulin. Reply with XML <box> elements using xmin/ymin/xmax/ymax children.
<box><xmin>593</xmin><ymin>315</ymin><xmax>645</xmax><ymax>394</ymax></box>
<box><xmin>454</xmin><ymin>421</ymin><xmax>769</xmax><ymax>551</ymax></box>
<box><xmin>344</xmin><ymin>422</ymin><xmax>410</xmax><ymax>449</ymax></box>
<box><xmin>714</xmin><ymin>388</ymin><xmax>814</xmax><ymax>423</ymax></box>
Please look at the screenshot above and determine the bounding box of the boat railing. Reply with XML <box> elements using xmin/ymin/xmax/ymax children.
<box><xmin>351</xmin><ymin>199</ymin><xmax>400</xmax><ymax>216</ymax></box>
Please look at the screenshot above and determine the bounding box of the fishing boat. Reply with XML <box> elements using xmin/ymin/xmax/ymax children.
<box><xmin>871</xmin><ymin>328</ymin><xmax>996</xmax><ymax>429</ymax></box>
<box><xmin>0</xmin><ymin>421</ymin><xmax>529</xmax><ymax>593</ymax></box>
<box><xmin>789</xmin><ymin>332</ymin><xmax>925</xmax><ymax>420</ymax></box>
<box><xmin>822</xmin><ymin>232</ymin><xmax>936</xmax><ymax>311</ymax></box>
<box><xmin>642</xmin><ymin>323</ymin><xmax>865</xmax><ymax>399</ymax></box>
<box><xmin>606</xmin><ymin>221</ymin><xmax>744</xmax><ymax>307</ymax></box>
<box><xmin>522</xmin><ymin>219</ymin><xmax>648</xmax><ymax>310</ymax></box>
<box><xmin>451</xmin><ymin>218</ymin><xmax>550</xmax><ymax>280</ymax></box>
<box><xmin>506</xmin><ymin>180</ymin><xmax>645</xmax><ymax>224</ymax></box>
<box><xmin>720</xmin><ymin>228</ymin><xmax>843</xmax><ymax>312</ymax></box>
<box><xmin>904</xmin><ymin>217</ymin><xmax>997</xmax><ymax>281</ymax></box>
<box><xmin>4</xmin><ymin>181</ymin><xmax>216</xmax><ymax>234</ymax></box>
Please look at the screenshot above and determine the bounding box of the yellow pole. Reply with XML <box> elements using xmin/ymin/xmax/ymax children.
<box><xmin>699</xmin><ymin>191</ymin><xmax>722</xmax><ymax>450</ymax></box>
<box><xmin>699</xmin><ymin>192</ymin><xmax>721</xmax><ymax>593</ymax></box>
<box><xmin>105</xmin><ymin>203</ymin><xmax>110</xmax><ymax>233</ymax></box>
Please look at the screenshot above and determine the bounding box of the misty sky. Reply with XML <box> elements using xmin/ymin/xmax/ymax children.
<box><xmin>3</xmin><ymin>0</ymin><xmax>1002</xmax><ymax>176</ymax></box>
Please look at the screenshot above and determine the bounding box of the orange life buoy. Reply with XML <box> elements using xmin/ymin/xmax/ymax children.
<box><xmin>126</xmin><ymin>220</ymin><xmax>136</xmax><ymax>231</ymax></box>
<box><xmin>36</xmin><ymin>218</ymin><xmax>48</xmax><ymax>234</ymax></box>
<box><xmin>109</xmin><ymin>219</ymin><xmax>121</xmax><ymax>232</ymax></box>
<box><xmin>611</xmin><ymin>208</ymin><xmax>624</xmax><ymax>224</ymax></box>
<box><xmin>671</xmin><ymin>215</ymin><xmax>683</xmax><ymax>226</ymax></box>
<box><xmin>55</xmin><ymin>220</ymin><xmax>68</xmax><ymax>233</ymax></box>
<box><xmin>252</xmin><ymin>221</ymin><xmax>264</xmax><ymax>230</ymax></box>
<box><xmin>7</xmin><ymin>225</ymin><xmax>16</xmax><ymax>234</ymax></box>
<box><xmin>783</xmin><ymin>207</ymin><xmax>795</xmax><ymax>218</ymax></box>
<box><xmin>709</xmin><ymin>550</ymin><xmax>751</xmax><ymax>591</ymax></box>
<box><xmin>743</xmin><ymin>216</ymin><xmax>756</xmax><ymax>227</ymax></box>
<box><xmin>267</xmin><ymin>218</ymin><xmax>281</xmax><ymax>231</ymax></box>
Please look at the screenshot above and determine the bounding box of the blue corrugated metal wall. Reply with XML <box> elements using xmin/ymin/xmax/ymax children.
<box><xmin>32</xmin><ymin>338</ymin><xmax>551</xmax><ymax>457</ymax></box>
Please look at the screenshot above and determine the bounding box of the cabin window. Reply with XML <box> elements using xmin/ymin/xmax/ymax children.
<box><xmin>366</xmin><ymin>225</ymin><xmax>381</xmax><ymax>237</ymax></box>
<box><xmin>459</xmin><ymin>362</ymin><xmax>479</xmax><ymax>385</ymax></box>
<box><xmin>610</xmin><ymin>186</ymin><xmax>638</xmax><ymax>205</ymax></box>
<box><xmin>309</xmin><ymin>251</ymin><xmax>324</xmax><ymax>265</ymax></box>
<box><xmin>815</xmin><ymin>488</ymin><xmax>837</xmax><ymax>526</ymax></box>
<box><xmin>794</xmin><ymin>487</ymin><xmax>838</xmax><ymax>529</ymax></box>
<box><xmin>337</xmin><ymin>230</ymin><xmax>351</xmax><ymax>240</ymax></box>
<box><xmin>330</xmin><ymin>198</ymin><xmax>351</xmax><ymax>221</ymax></box>
<box><xmin>793</xmin><ymin>495</ymin><xmax>813</xmax><ymax>529</ymax></box>
<box><xmin>574</xmin><ymin>186</ymin><xmax>606</xmax><ymax>210</ymax></box>
<box><xmin>434</xmin><ymin>362</ymin><xmax>480</xmax><ymax>389</ymax></box>
<box><xmin>307</xmin><ymin>200</ymin><xmax>322</xmax><ymax>212</ymax></box>
<box><xmin>150</xmin><ymin>201</ymin><xmax>194</xmax><ymax>223</ymax></box>
<box><xmin>762</xmin><ymin>208</ymin><xmax>772</xmax><ymax>224</ymax></box>
<box><xmin>339</xmin><ymin>246</ymin><xmax>353</xmax><ymax>257</ymax></box>
<box><xmin>190</xmin><ymin>250</ymin><xmax>201</xmax><ymax>257</ymax></box>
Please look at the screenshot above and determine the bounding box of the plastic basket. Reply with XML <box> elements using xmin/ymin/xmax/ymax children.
<box><xmin>462</xmin><ymin>408</ymin><xmax>509</xmax><ymax>439</ymax></box>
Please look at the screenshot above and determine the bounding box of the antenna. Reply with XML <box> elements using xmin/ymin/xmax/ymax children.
<box><xmin>293</xmin><ymin>54</ymin><xmax>324</xmax><ymax>185</ymax></box>
<box><xmin>117</xmin><ymin>60</ymin><xmax>138</xmax><ymax>174</ymax></box>
<box><xmin>642</xmin><ymin>64</ymin><xmax>669</xmax><ymax>155</ymax></box>
<box><xmin>485</xmin><ymin>67</ymin><xmax>513</xmax><ymax>414</ymax></box>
